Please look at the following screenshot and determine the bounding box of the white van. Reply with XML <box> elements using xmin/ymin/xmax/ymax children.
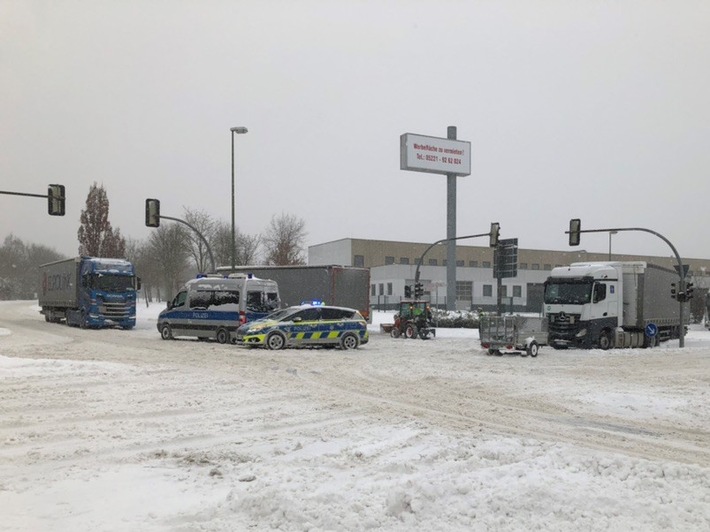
<box><xmin>157</xmin><ymin>274</ymin><xmax>280</xmax><ymax>343</ymax></box>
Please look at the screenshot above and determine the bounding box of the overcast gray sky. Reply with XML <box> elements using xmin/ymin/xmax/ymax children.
<box><xmin>2</xmin><ymin>0</ymin><xmax>709</xmax><ymax>261</ymax></box>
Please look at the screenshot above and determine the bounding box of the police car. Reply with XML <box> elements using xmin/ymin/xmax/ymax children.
<box><xmin>234</xmin><ymin>304</ymin><xmax>369</xmax><ymax>350</ymax></box>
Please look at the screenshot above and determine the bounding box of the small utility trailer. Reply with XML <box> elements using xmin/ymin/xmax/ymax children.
<box><xmin>479</xmin><ymin>315</ymin><xmax>548</xmax><ymax>357</ymax></box>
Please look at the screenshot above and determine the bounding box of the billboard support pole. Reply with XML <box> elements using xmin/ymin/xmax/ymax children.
<box><xmin>446</xmin><ymin>126</ymin><xmax>457</xmax><ymax>311</ymax></box>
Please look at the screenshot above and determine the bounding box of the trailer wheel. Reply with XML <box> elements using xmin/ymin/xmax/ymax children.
<box><xmin>390</xmin><ymin>327</ymin><xmax>401</xmax><ymax>338</ymax></box>
<box><xmin>340</xmin><ymin>333</ymin><xmax>360</xmax><ymax>350</ymax></box>
<box><xmin>266</xmin><ymin>331</ymin><xmax>287</xmax><ymax>350</ymax></box>
<box><xmin>160</xmin><ymin>323</ymin><xmax>173</xmax><ymax>340</ymax></box>
<box><xmin>526</xmin><ymin>341</ymin><xmax>539</xmax><ymax>357</ymax></box>
<box><xmin>404</xmin><ymin>323</ymin><xmax>418</xmax><ymax>339</ymax></box>
<box><xmin>216</xmin><ymin>328</ymin><xmax>230</xmax><ymax>344</ymax></box>
<box><xmin>419</xmin><ymin>330</ymin><xmax>431</xmax><ymax>340</ymax></box>
<box><xmin>598</xmin><ymin>330</ymin><xmax>612</xmax><ymax>350</ymax></box>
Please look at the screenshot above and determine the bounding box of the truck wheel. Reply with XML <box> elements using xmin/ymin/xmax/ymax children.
<box><xmin>404</xmin><ymin>323</ymin><xmax>418</xmax><ymax>339</ymax></box>
<box><xmin>598</xmin><ymin>331</ymin><xmax>612</xmax><ymax>350</ymax></box>
<box><xmin>160</xmin><ymin>323</ymin><xmax>173</xmax><ymax>340</ymax></box>
<box><xmin>266</xmin><ymin>332</ymin><xmax>286</xmax><ymax>350</ymax></box>
<box><xmin>216</xmin><ymin>328</ymin><xmax>230</xmax><ymax>344</ymax></box>
<box><xmin>340</xmin><ymin>333</ymin><xmax>360</xmax><ymax>350</ymax></box>
<box><xmin>526</xmin><ymin>341</ymin><xmax>539</xmax><ymax>357</ymax></box>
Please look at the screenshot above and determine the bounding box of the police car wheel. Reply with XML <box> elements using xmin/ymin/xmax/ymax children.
<box><xmin>216</xmin><ymin>328</ymin><xmax>229</xmax><ymax>344</ymax></box>
<box><xmin>340</xmin><ymin>333</ymin><xmax>360</xmax><ymax>350</ymax></box>
<box><xmin>160</xmin><ymin>323</ymin><xmax>173</xmax><ymax>340</ymax></box>
<box><xmin>266</xmin><ymin>332</ymin><xmax>286</xmax><ymax>350</ymax></box>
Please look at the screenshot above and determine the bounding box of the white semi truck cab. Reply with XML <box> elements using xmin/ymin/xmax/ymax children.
<box><xmin>544</xmin><ymin>261</ymin><xmax>683</xmax><ymax>349</ymax></box>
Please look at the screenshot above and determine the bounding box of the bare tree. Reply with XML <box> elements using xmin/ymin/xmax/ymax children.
<box><xmin>0</xmin><ymin>234</ymin><xmax>64</xmax><ymax>299</ymax></box>
<box><xmin>77</xmin><ymin>182</ymin><xmax>126</xmax><ymax>257</ymax></box>
<box><xmin>183</xmin><ymin>207</ymin><xmax>216</xmax><ymax>273</ymax></box>
<box><xmin>213</xmin><ymin>221</ymin><xmax>261</xmax><ymax>268</ymax></box>
<box><xmin>147</xmin><ymin>224</ymin><xmax>190</xmax><ymax>301</ymax></box>
<box><xmin>262</xmin><ymin>213</ymin><xmax>307</xmax><ymax>265</ymax></box>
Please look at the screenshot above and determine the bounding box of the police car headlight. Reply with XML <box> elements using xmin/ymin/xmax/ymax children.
<box><xmin>246</xmin><ymin>324</ymin><xmax>268</xmax><ymax>333</ymax></box>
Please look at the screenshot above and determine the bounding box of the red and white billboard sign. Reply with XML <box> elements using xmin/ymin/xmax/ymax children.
<box><xmin>400</xmin><ymin>133</ymin><xmax>471</xmax><ymax>176</ymax></box>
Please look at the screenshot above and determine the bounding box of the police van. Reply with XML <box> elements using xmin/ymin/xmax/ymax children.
<box><xmin>157</xmin><ymin>274</ymin><xmax>280</xmax><ymax>343</ymax></box>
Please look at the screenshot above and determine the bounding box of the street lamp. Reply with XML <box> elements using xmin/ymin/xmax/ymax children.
<box><xmin>608</xmin><ymin>230</ymin><xmax>618</xmax><ymax>260</ymax></box>
<box><xmin>230</xmin><ymin>126</ymin><xmax>248</xmax><ymax>272</ymax></box>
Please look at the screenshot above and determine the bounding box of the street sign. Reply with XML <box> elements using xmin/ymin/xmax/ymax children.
<box><xmin>494</xmin><ymin>238</ymin><xmax>518</xmax><ymax>279</ymax></box>
<box><xmin>645</xmin><ymin>323</ymin><xmax>658</xmax><ymax>338</ymax></box>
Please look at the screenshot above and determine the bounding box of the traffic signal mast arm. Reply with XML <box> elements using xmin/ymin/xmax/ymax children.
<box><xmin>0</xmin><ymin>185</ymin><xmax>66</xmax><ymax>216</ymax></box>
<box><xmin>414</xmin><ymin>223</ymin><xmax>500</xmax><ymax>286</ymax></box>
<box><xmin>566</xmin><ymin>220</ymin><xmax>689</xmax><ymax>347</ymax></box>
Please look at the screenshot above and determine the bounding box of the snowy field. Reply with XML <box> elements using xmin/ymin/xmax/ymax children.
<box><xmin>0</xmin><ymin>300</ymin><xmax>708</xmax><ymax>531</ymax></box>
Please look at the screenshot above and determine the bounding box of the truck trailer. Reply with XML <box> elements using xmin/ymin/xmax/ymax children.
<box><xmin>38</xmin><ymin>256</ymin><xmax>140</xmax><ymax>329</ymax></box>
<box><xmin>543</xmin><ymin>261</ymin><xmax>685</xmax><ymax>349</ymax></box>
<box><xmin>218</xmin><ymin>265</ymin><xmax>371</xmax><ymax>321</ymax></box>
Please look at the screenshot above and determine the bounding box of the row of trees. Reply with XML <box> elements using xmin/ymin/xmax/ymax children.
<box><xmin>1</xmin><ymin>183</ymin><xmax>308</xmax><ymax>301</ymax></box>
<box><xmin>0</xmin><ymin>235</ymin><xmax>64</xmax><ymax>299</ymax></box>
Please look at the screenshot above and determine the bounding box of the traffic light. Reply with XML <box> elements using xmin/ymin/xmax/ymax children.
<box><xmin>489</xmin><ymin>222</ymin><xmax>500</xmax><ymax>247</ymax></box>
<box><xmin>47</xmin><ymin>184</ymin><xmax>65</xmax><ymax>216</ymax></box>
<box><xmin>404</xmin><ymin>285</ymin><xmax>412</xmax><ymax>298</ymax></box>
<box><xmin>568</xmin><ymin>218</ymin><xmax>581</xmax><ymax>246</ymax></box>
<box><xmin>414</xmin><ymin>282</ymin><xmax>423</xmax><ymax>299</ymax></box>
<box><xmin>145</xmin><ymin>198</ymin><xmax>160</xmax><ymax>227</ymax></box>
<box><xmin>671</xmin><ymin>283</ymin><xmax>677</xmax><ymax>299</ymax></box>
<box><xmin>686</xmin><ymin>282</ymin><xmax>694</xmax><ymax>300</ymax></box>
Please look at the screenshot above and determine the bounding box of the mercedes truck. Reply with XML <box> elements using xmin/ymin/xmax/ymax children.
<box><xmin>544</xmin><ymin>261</ymin><xmax>685</xmax><ymax>349</ymax></box>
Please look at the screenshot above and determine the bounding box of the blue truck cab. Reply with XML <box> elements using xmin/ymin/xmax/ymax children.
<box><xmin>39</xmin><ymin>256</ymin><xmax>140</xmax><ymax>329</ymax></box>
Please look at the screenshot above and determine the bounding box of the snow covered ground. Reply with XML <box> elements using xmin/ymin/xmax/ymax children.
<box><xmin>0</xmin><ymin>300</ymin><xmax>708</xmax><ymax>531</ymax></box>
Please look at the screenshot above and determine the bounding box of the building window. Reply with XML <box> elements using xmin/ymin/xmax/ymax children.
<box><xmin>544</xmin><ymin>264</ymin><xmax>552</xmax><ymax>270</ymax></box>
<box><xmin>469</xmin><ymin>260</ymin><xmax>478</xmax><ymax>267</ymax></box>
<box><xmin>456</xmin><ymin>260</ymin><xmax>464</xmax><ymax>267</ymax></box>
<box><xmin>519</xmin><ymin>263</ymin><xmax>528</xmax><ymax>270</ymax></box>
<box><xmin>443</xmin><ymin>260</ymin><xmax>447</xmax><ymax>266</ymax></box>
<box><xmin>415</xmin><ymin>257</ymin><xmax>422</xmax><ymax>265</ymax></box>
<box><xmin>429</xmin><ymin>258</ymin><xmax>438</xmax><ymax>266</ymax></box>
<box><xmin>371</xmin><ymin>284</ymin><xmax>376</xmax><ymax>296</ymax></box>
<box><xmin>456</xmin><ymin>281</ymin><xmax>473</xmax><ymax>301</ymax></box>
<box><xmin>483</xmin><ymin>284</ymin><xmax>493</xmax><ymax>297</ymax></box>
<box><xmin>532</xmin><ymin>263</ymin><xmax>540</xmax><ymax>270</ymax></box>
<box><xmin>387</xmin><ymin>282</ymin><xmax>393</xmax><ymax>296</ymax></box>
<box><xmin>385</xmin><ymin>256</ymin><xmax>394</xmax><ymax>265</ymax></box>
<box><xmin>513</xmin><ymin>285</ymin><xmax>522</xmax><ymax>298</ymax></box>
<box><xmin>353</xmin><ymin>255</ymin><xmax>364</xmax><ymax>267</ymax></box>
<box><xmin>379</xmin><ymin>283</ymin><xmax>384</xmax><ymax>295</ymax></box>
<box><xmin>483</xmin><ymin>261</ymin><xmax>491</xmax><ymax>268</ymax></box>
<box><xmin>500</xmin><ymin>285</ymin><xmax>507</xmax><ymax>298</ymax></box>
<box><xmin>400</xmin><ymin>257</ymin><xmax>409</xmax><ymax>265</ymax></box>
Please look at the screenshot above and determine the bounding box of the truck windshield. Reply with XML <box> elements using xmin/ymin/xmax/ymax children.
<box><xmin>92</xmin><ymin>274</ymin><xmax>134</xmax><ymax>292</ymax></box>
<box><xmin>544</xmin><ymin>281</ymin><xmax>592</xmax><ymax>305</ymax></box>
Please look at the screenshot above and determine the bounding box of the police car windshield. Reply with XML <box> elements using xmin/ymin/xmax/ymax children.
<box><xmin>265</xmin><ymin>308</ymin><xmax>297</xmax><ymax>321</ymax></box>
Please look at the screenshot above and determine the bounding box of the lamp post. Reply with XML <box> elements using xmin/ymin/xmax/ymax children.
<box><xmin>608</xmin><ymin>230</ymin><xmax>618</xmax><ymax>260</ymax></box>
<box><xmin>230</xmin><ymin>126</ymin><xmax>248</xmax><ymax>272</ymax></box>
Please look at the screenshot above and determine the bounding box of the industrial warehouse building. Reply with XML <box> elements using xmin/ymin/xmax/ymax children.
<box><xmin>308</xmin><ymin>238</ymin><xmax>710</xmax><ymax>312</ymax></box>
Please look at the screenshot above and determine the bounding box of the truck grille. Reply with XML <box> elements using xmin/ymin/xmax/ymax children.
<box><xmin>100</xmin><ymin>302</ymin><xmax>131</xmax><ymax>318</ymax></box>
<box><xmin>548</xmin><ymin>313</ymin><xmax>581</xmax><ymax>335</ymax></box>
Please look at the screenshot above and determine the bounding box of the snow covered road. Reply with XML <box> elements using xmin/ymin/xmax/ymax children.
<box><xmin>1</xmin><ymin>300</ymin><xmax>708</xmax><ymax>531</ymax></box>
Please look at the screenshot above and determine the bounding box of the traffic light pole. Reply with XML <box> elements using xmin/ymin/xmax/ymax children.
<box><xmin>1</xmin><ymin>185</ymin><xmax>66</xmax><ymax>215</ymax></box>
<box><xmin>567</xmin><ymin>224</ymin><xmax>688</xmax><ymax>347</ymax></box>
<box><xmin>414</xmin><ymin>229</ymin><xmax>496</xmax><ymax>291</ymax></box>
<box><xmin>159</xmin><ymin>215</ymin><xmax>216</xmax><ymax>274</ymax></box>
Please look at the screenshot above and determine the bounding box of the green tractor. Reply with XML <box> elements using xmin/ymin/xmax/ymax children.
<box><xmin>390</xmin><ymin>300</ymin><xmax>436</xmax><ymax>340</ymax></box>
